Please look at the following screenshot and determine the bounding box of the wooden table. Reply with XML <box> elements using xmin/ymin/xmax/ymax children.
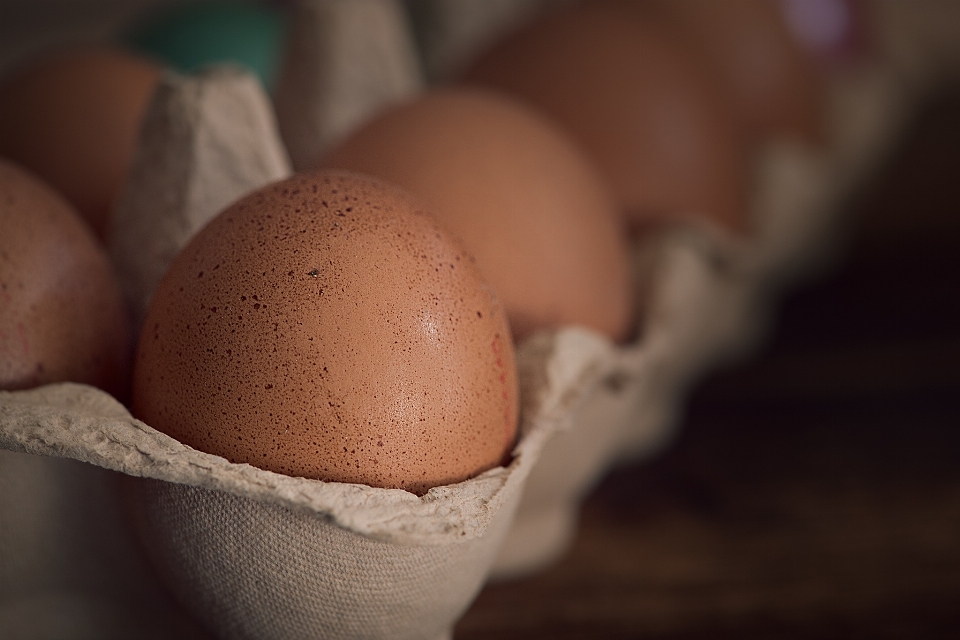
<box><xmin>456</xmin><ymin>85</ymin><xmax>960</xmax><ymax>639</ymax></box>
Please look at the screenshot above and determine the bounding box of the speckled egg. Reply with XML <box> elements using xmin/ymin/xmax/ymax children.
<box><xmin>132</xmin><ymin>170</ymin><xmax>518</xmax><ymax>494</ymax></box>
<box><xmin>319</xmin><ymin>88</ymin><xmax>633</xmax><ymax>343</ymax></box>
<box><xmin>0</xmin><ymin>159</ymin><xmax>131</xmax><ymax>397</ymax></box>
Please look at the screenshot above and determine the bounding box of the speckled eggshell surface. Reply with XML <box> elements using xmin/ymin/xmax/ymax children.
<box><xmin>132</xmin><ymin>170</ymin><xmax>518</xmax><ymax>495</ymax></box>
<box><xmin>0</xmin><ymin>159</ymin><xmax>130</xmax><ymax>396</ymax></box>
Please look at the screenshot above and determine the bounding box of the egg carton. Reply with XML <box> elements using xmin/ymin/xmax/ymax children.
<box><xmin>487</xmin><ymin>62</ymin><xmax>915</xmax><ymax>578</ymax></box>
<box><xmin>1</xmin><ymin>0</ymin><xmax>955</xmax><ymax>638</ymax></box>
<box><xmin>411</xmin><ymin>0</ymin><xmax>936</xmax><ymax>579</ymax></box>
<box><xmin>1</xmin><ymin>56</ymin><xmax>566</xmax><ymax>639</ymax></box>
<box><xmin>0</xmin><ymin>2</ymin><xmax>585</xmax><ymax>635</ymax></box>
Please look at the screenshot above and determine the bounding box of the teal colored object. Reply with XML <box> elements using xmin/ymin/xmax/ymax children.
<box><xmin>127</xmin><ymin>1</ymin><xmax>289</xmax><ymax>91</ymax></box>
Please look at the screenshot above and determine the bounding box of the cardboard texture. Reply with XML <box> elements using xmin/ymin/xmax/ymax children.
<box><xmin>2</xmin><ymin>0</ymin><xmax>959</xmax><ymax>637</ymax></box>
<box><xmin>273</xmin><ymin>0</ymin><xmax>423</xmax><ymax>170</ymax></box>
<box><xmin>0</xmin><ymin>359</ymin><xmax>562</xmax><ymax>640</ymax></box>
<box><xmin>0</xmin><ymin>449</ymin><xmax>211</xmax><ymax>640</ymax></box>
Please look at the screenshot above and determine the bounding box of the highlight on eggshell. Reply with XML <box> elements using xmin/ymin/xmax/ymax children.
<box><xmin>132</xmin><ymin>170</ymin><xmax>519</xmax><ymax>495</ymax></box>
<box><xmin>319</xmin><ymin>87</ymin><xmax>634</xmax><ymax>344</ymax></box>
<box><xmin>0</xmin><ymin>159</ymin><xmax>131</xmax><ymax>399</ymax></box>
<box><xmin>463</xmin><ymin>1</ymin><xmax>748</xmax><ymax>237</ymax></box>
<box><xmin>0</xmin><ymin>46</ymin><xmax>161</xmax><ymax>240</ymax></box>
<box><xmin>637</xmin><ymin>0</ymin><xmax>826</xmax><ymax>146</ymax></box>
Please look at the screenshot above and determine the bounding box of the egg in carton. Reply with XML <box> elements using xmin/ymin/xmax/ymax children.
<box><xmin>0</xmin><ymin>1</ymin><xmax>949</xmax><ymax>637</ymax></box>
<box><xmin>0</xmin><ymin>1</ymin><xmax>604</xmax><ymax>638</ymax></box>
<box><xmin>1</xmin><ymin>65</ymin><xmax>559</xmax><ymax>640</ymax></box>
<box><xmin>400</xmin><ymin>0</ymin><xmax>927</xmax><ymax>579</ymax></box>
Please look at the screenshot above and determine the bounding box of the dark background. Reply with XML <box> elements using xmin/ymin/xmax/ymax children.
<box><xmin>456</xmin><ymin>83</ymin><xmax>960</xmax><ymax>639</ymax></box>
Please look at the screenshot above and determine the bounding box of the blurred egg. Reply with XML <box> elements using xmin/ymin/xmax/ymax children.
<box><xmin>640</xmin><ymin>0</ymin><xmax>825</xmax><ymax>145</ymax></box>
<box><xmin>320</xmin><ymin>88</ymin><xmax>633</xmax><ymax>343</ymax></box>
<box><xmin>464</xmin><ymin>2</ymin><xmax>748</xmax><ymax>235</ymax></box>
<box><xmin>0</xmin><ymin>159</ymin><xmax>131</xmax><ymax>398</ymax></box>
<box><xmin>125</xmin><ymin>0</ymin><xmax>289</xmax><ymax>91</ymax></box>
<box><xmin>0</xmin><ymin>46</ymin><xmax>161</xmax><ymax>239</ymax></box>
<box><xmin>133</xmin><ymin>170</ymin><xmax>518</xmax><ymax>494</ymax></box>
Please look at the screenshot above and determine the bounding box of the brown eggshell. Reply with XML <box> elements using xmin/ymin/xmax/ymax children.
<box><xmin>132</xmin><ymin>170</ymin><xmax>518</xmax><ymax>495</ymax></box>
<box><xmin>464</xmin><ymin>2</ymin><xmax>748</xmax><ymax>235</ymax></box>
<box><xmin>0</xmin><ymin>159</ymin><xmax>131</xmax><ymax>398</ymax></box>
<box><xmin>319</xmin><ymin>88</ymin><xmax>633</xmax><ymax>343</ymax></box>
<box><xmin>0</xmin><ymin>46</ymin><xmax>161</xmax><ymax>239</ymax></box>
<box><xmin>640</xmin><ymin>0</ymin><xmax>825</xmax><ymax>146</ymax></box>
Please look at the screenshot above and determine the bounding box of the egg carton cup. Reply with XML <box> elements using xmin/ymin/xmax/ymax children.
<box><xmin>0</xmin><ymin>369</ymin><xmax>565</xmax><ymax>640</ymax></box>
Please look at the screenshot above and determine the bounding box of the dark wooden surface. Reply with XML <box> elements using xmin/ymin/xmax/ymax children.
<box><xmin>455</xmin><ymin>85</ymin><xmax>960</xmax><ymax>639</ymax></box>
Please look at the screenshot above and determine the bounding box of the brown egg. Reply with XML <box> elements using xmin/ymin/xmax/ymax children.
<box><xmin>0</xmin><ymin>46</ymin><xmax>161</xmax><ymax>239</ymax></box>
<box><xmin>319</xmin><ymin>88</ymin><xmax>633</xmax><ymax>343</ymax></box>
<box><xmin>639</xmin><ymin>0</ymin><xmax>825</xmax><ymax>145</ymax></box>
<box><xmin>0</xmin><ymin>159</ymin><xmax>131</xmax><ymax>397</ymax></box>
<box><xmin>133</xmin><ymin>170</ymin><xmax>518</xmax><ymax>494</ymax></box>
<box><xmin>464</xmin><ymin>2</ymin><xmax>747</xmax><ymax>235</ymax></box>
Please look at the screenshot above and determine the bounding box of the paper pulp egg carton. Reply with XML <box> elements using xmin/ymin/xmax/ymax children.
<box><xmin>0</xmin><ymin>59</ymin><xmax>569</xmax><ymax>640</ymax></box>
<box><xmin>0</xmin><ymin>2</ymin><xmax>602</xmax><ymax>637</ymax></box>
<box><xmin>2</xmin><ymin>0</ymin><xmax>958</xmax><ymax>637</ymax></box>
<box><xmin>408</xmin><ymin>0</ymin><xmax>952</xmax><ymax>579</ymax></box>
